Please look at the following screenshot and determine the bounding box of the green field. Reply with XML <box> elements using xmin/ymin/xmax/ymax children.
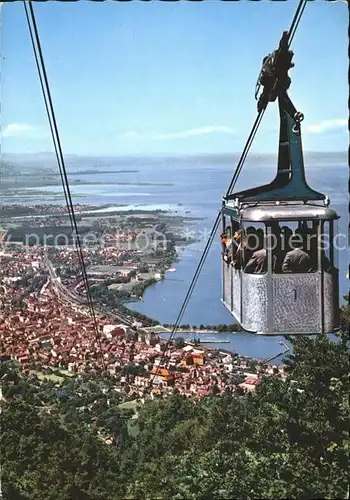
<box><xmin>30</xmin><ymin>371</ymin><xmax>65</xmax><ymax>384</ymax></box>
<box><xmin>118</xmin><ymin>399</ymin><xmax>139</xmax><ymax>411</ymax></box>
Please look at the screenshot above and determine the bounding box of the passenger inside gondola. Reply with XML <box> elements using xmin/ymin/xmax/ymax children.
<box><xmin>221</xmin><ymin>226</ymin><xmax>231</xmax><ymax>263</ymax></box>
<box><xmin>245</xmin><ymin>226</ymin><xmax>259</xmax><ymax>263</ymax></box>
<box><xmin>281</xmin><ymin>225</ymin><xmax>293</xmax><ymax>252</ymax></box>
<box><xmin>273</xmin><ymin>225</ymin><xmax>291</xmax><ymax>273</ymax></box>
<box><xmin>231</xmin><ymin>227</ymin><xmax>243</xmax><ymax>269</ymax></box>
<box><xmin>222</xmin><ymin>222</ymin><xmax>240</xmax><ymax>265</ymax></box>
<box><xmin>220</xmin><ymin>226</ymin><xmax>230</xmax><ymax>252</ymax></box>
<box><xmin>244</xmin><ymin>228</ymin><xmax>267</xmax><ymax>274</ymax></box>
<box><xmin>297</xmin><ymin>220</ymin><xmax>333</xmax><ymax>273</ymax></box>
<box><xmin>232</xmin><ymin>221</ymin><xmax>241</xmax><ymax>248</ymax></box>
<box><xmin>232</xmin><ymin>226</ymin><xmax>254</xmax><ymax>270</ymax></box>
<box><xmin>221</xmin><ymin>219</ymin><xmax>240</xmax><ymax>266</ymax></box>
<box><xmin>226</xmin><ymin>219</ymin><xmax>334</xmax><ymax>275</ymax></box>
<box><xmin>281</xmin><ymin>230</ymin><xmax>312</xmax><ymax>273</ymax></box>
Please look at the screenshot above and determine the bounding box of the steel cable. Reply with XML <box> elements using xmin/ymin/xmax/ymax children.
<box><xmin>23</xmin><ymin>1</ymin><xmax>106</xmax><ymax>371</ymax></box>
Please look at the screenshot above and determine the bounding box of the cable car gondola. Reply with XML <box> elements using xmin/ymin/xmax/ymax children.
<box><xmin>221</xmin><ymin>30</ymin><xmax>340</xmax><ymax>335</ymax></box>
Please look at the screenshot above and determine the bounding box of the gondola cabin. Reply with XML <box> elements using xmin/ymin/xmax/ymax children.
<box><xmin>220</xmin><ymin>30</ymin><xmax>340</xmax><ymax>335</ymax></box>
<box><xmin>221</xmin><ymin>203</ymin><xmax>339</xmax><ymax>335</ymax></box>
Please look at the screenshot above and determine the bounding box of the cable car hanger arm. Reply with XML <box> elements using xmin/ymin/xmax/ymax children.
<box><xmin>255</xmin><ymin>30</ymin><xmax>294</xmax><ymax>113</ymax></box>
<box><xmin>223</xmin><ymin>0</ymin><xmax>308</xmax><ymax>202</ymax></box>
<box><xmin>226</xmin><ymin>22</ymin><xmax>326</xmax><ymax>205</ymax></box>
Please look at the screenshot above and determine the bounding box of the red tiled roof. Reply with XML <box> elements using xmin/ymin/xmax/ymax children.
<box><xmin>242</xmin><ymin>377</ymin><xmax>259</xmax><ymax>385</ymax></box>
<box><xmin>151</xmin><ymin>367</ymin><xmax>174</xmax><ymax>379</ymax></box>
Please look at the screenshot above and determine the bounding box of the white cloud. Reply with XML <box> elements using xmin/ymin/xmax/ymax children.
<box><xmin>152</xmin><ymin>126</ymin><xmax>235</xmax><ymax>141</ymax></box>
<box><xmin>118</xmin><ymin>131</ymin><xmax>143</xmax><ymax>139</ymax></box>
<box><xmin>305</xmin><ymin>119</ymin><xmax>348</xmax><ymax>134</ymax></box>
<box><xmin>2</xmin><ymin>123</ymin><xmax>47</xmax><ymax>138</ymax></box>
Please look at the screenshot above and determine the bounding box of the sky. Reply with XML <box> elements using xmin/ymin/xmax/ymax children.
<box><xmin>1</xmin><ymin>0</ymin><xmax>348</xmax><ymax>156</ymax></box>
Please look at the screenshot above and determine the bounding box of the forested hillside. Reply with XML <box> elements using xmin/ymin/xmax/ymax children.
<box><xmin>1</xmin><ymin>303</ymin><xmax>349</xmax><ymax>499</ymax></box>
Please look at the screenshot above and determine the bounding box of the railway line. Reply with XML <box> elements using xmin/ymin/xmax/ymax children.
<box><xmin>44</xmin><ymin>256</ymin><xmax>134</xmax><ymax>327</ymax></box>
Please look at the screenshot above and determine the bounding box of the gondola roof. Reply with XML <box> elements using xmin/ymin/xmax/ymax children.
<box><xmin>224</xmin><ymin>202</ymin><xmax>339</xmax><ymax>222</ymax></box>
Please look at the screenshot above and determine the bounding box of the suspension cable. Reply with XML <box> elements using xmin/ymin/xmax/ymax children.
<box><xmin>23</xmin><ymin>1</ymin><xmax>106</xmax><ymax>371</ymax></box>
<box><xmin>287</xmin><ymin>0</ymin><xmax>307</xmax><ymax>47</ymax></box>
<box><xmin>23</xmin><ymin>3</ymin><xmax>74</xmax><ymax>232</ymax></box>
<box><xmin>168</xmin><ymin>110</ymin><xmax>265</xmax><ymax>333</ymax></box>
<box><xmin>23</xmin><ymin>2</ymin><xmax>84</xmax><ymax>280</ymax></box>
<box><xmin>226</xmin><ymin>111</ymin><xmax>265</xmax><ymax>196</ymax></box>
<box><xmin>151</xmin><ymin>0</ymin><xmax>307</xmax><ymax>383</ymax></box>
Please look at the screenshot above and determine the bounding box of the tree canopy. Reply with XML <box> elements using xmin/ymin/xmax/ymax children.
<box><xmin>1</xmin><ymin>318</ymin><xmax>349</xmax><ymax>499</ymax></box>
